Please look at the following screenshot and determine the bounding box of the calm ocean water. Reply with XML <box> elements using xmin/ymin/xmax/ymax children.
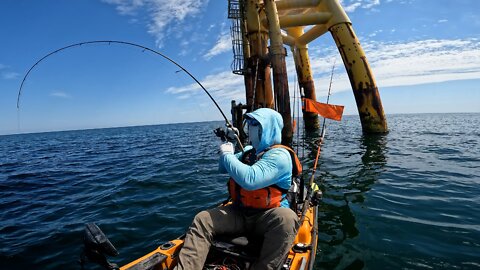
<box><xmin>0</xmin><ymin>113</ymin><xmax>479</xmax><ymax>269</ymax></box>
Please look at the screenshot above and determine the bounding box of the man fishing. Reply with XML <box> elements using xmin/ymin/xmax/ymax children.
<box><xmin>175</xmin><ymin>108</ymin><xmax>299</xmax><ymax>270</ymax></box>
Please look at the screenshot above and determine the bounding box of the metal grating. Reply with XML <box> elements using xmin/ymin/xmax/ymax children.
<box><xmin>228</xmin><ymin>0</ymin><xmax>241</xmax><ymax>19</ymax></box>
<box><xmin>228</xmin><ymin>0</ymin><xmax>246</xmax><ymax>75</ymax></box>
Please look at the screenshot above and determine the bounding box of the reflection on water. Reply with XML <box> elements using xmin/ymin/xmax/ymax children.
<box><xmin>315</xmin><ymin>133</ymin><xmax>387</xmax><ymax>269</ymax></box>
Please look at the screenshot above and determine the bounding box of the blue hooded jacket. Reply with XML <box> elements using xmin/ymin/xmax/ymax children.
<box><xmin>219</xmin><ymin>108</ymin><xmax>292</xmax><ymax>208</ymax></box>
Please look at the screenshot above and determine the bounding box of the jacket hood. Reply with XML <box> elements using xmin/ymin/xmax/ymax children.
<box><xmin>245</xmin><ymin>108</ymin><xmax>283</xmax><ymax>153</ymax></box>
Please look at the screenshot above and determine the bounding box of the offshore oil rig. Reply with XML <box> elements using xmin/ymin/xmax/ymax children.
<box><xmin>227</xmin><ymin>0</ymin><xmax>388</xmax><ymax>144</ymax></box>
<box><xmin>78</xmin><ymin>1</ymin><xmax>389</xmax><ymax>269</ymax></box>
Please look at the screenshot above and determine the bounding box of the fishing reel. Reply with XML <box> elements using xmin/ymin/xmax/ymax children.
<box><xmin>214</xmin><ymin>126</ymin><xmax>240</xmax><ymax>143</ymax></box>
<box><xmin>214</xmin><ymin>125</ymin><xmax>245</xmax><ymax>152</ymax></box>
<box><xmin>214</xmin><ymin>127</ymin><xmax>228</xmax><ymax>142</ymax></box>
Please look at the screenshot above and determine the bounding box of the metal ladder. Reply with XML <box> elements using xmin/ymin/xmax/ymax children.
<box><xmin>228</xmin><ymin>0</ymin><xmax>246</xmax><ymax>75</ymax></box>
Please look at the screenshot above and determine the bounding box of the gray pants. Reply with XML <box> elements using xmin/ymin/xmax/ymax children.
<box><xmin>174</xmin><ymin>205</ymin><xmax>299</xmax><ymax>270</ymax></box>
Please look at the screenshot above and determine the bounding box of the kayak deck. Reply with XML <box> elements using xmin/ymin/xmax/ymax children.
<box><xmin>119</xmin><ymin>204</ymin><xmax>318</xmax><ymax>270</ymax></box>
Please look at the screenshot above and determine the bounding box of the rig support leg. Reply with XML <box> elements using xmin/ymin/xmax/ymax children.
<box><xmin>287</xmin><ymin>27</ymin><xmax>319</xmax><ymax>131</ymax></box>
<box><xmin>264</xmin><ymin>0</ymin><xmax>293</xmax><ymax>145</ymax></box>
<box><xmin>330</xmin><ymin>22</ymin><xmax>388</xmax><ymax>133</ymax></box>
<box><xmin>245</xmin><ymin>0</ymin><xmax>274</xmax><ymax>110</ymax></box>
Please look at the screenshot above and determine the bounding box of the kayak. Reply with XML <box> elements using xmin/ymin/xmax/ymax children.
<box><xmin>81</xmin><ymin>183</ymin><xmax>321</xmax><ymax>270</ymax></box>
<box><xmin>120</xmin><ymin>198</ymin><xmax>318</xmax><ymax>270</ymax></box>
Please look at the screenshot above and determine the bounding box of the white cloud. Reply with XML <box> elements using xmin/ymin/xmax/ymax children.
<box><xmin>437</xmin><ymin>19</ymin><xmax>448</xmax><ymax>23</ymax></box>
<box><xmin>204</xmin><ymin>33</ymin><xmax>231</xmax><ymax>60</ymax></box>
<box><xmin>50</xmin><ymin>91</ymin><xmax>71</xmax><ymax>98</ymax></box>
<box><xmin>343</xmin><ymin>2</ymin><xmax>361</xmax><ymax>12</ymax></box>
<box><xmin>364</xmin><ymin>0</ymin><xmax>380</xmax><ymax>9</ymax></box>
<box><xmin>0</xmin><ymin>63</ymin><xmax>20</xmax><ymax>80</ymax></box>
<box><xmin>103</xmin><ymin>0</ymin><xmax>209</xmax><ymax>47</ymax></box>
<box><xmin>308</xmin><ymin>38</ymin><xmax>480</xmax><ymax>96</ymax></box>
<box><xmin>166</xmin><ymin>70</ymin><xmax>244</xmax><ymax>101</ymax></box>
<box><xmin>369</xmin><ymin>29</ymin><xmax>383</xmax><ymax>37</ymax></box>
<box><xmin>167</xmin><ymin>38</ymin><xmax>480</xmax><ymax>102</ymax></box>
<box><xmin>102</xmin><ymin>0</ymin><xmax>145</xmax><ymax>15</ymax></box>
<box><xmin>178</xmin><ymin>94</ymin><xmax>191</xmax><ymax>99</ymax></box>
<box><xmin>207</xmin><ymin>24</ymin><xmax>216</xmax><ymax>32</ymax></box>
<box><xmin>340</xmin><ymin>0</ymin><xmax>381</xmax><ymax>13</ymax></box>
<box><xmin>1</xmin><ymin>71</ymin><xmax>19</xmax><ymax>80</ymax></box>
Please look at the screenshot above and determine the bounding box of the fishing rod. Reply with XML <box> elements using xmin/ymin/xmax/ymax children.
<box><xmin>299</xmin><ymin>59</ymin><xmax>336</xmax><ymax>224</ymax></box>
<box><xmin>319</xmin><ymin>58</ymin><xmax>336</xmax><ymax>140</ymax></box>
<box><xmin>16</xmin><ymin>40</ymin><xmax>244</xmax><ymax>149</ymax></box>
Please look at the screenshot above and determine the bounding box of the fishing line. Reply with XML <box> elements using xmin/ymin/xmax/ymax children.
<box><xmin>17</xmin><ymin>40</ymin><xmax>239</xmax><ymax>130</ymax></box>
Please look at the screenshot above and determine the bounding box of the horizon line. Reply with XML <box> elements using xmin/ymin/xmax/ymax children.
<box><xmin>1</xmin><ymin>111</ymin><xmax>479</xmax><ymax>137</ymax></box>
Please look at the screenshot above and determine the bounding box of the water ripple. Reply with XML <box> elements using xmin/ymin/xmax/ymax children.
<box><xmin>1</xmin><ymin>115</ymin><xmax>480</xmax><ymax>269</ymax></box>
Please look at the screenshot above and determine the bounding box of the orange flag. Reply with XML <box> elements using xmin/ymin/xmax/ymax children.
<box><xmin>302</xmin><ymin>98</ymin><xmax>344</xmax><ymax>121</ymax></box>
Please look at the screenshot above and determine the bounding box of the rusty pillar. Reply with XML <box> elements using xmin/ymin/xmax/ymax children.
<box><xmin>330</xmin><ymin>22</ymin><xmax>388</xmax><ymax>133</ymax></box>
<box><xmin>287</xmin><ymin>27</ymin><xmax>320</xmax><ymax>131</ymax></box>
<box><xmin>264</xmin><ymin>0</ymin><xmax>293</xmax><ymax>145</ymax></box>
<box><xmin>245</xmin><ymin>0</ymin><xmax>273</xmax><ymax>111</ymax></box>
<box><xmin>243</xmin><ymin>62</ymin><xmax>254</xmax><ymax>111</ymax></box>
<box><xmin>239</xmin><ymin>1</ymin><xmax>253</xmax><ymax>111</ymax></box>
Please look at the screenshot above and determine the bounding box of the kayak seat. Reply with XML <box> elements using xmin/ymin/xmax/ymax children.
<box><xmin>211</xmin><ymin>234</ymin><xmax>263</xmax><ymax>261</ymax></box>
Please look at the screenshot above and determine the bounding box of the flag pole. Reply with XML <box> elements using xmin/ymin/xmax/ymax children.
<box><xmin>299</xmin><ymin>59</ymin><xmax>336</xmax><ymax>224</ymax></box>
<box><xmin>320</xmin><ymin>58</ymin><xmax>336</xmax><ymax>138</ymax></box>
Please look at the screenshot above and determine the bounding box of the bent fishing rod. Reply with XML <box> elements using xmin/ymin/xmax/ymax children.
<box><xmin>16</xmin><ymin>40</ymin><xmax>244</xmax><ymax>150</ymax></box>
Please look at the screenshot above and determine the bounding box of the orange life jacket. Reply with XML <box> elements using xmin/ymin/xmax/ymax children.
<box><xmin>227</xmin><ymin>145</ymin><xmax>302</xmax><ymax>209</ymax></box>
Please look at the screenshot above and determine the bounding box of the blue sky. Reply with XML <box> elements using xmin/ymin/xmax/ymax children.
<box><xmin>1</xmin><ymin>0</ymin><xmax>479</xmax><ymax>135</ymax></box>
